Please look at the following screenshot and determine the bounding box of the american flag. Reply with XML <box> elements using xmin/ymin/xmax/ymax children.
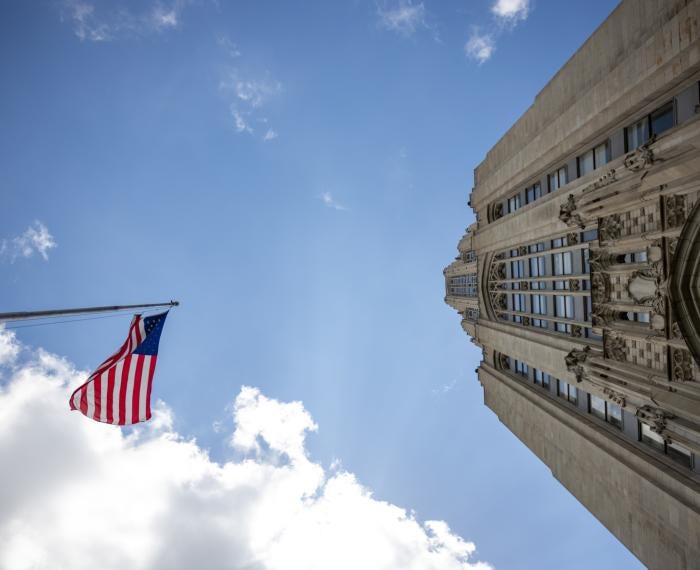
<box><xmin>69</xmin><ymin>312</ymin><xmax>169</xmax><ymax>425</ymax></box>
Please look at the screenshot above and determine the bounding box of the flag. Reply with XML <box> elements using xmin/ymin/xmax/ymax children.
<box><xmin>69</xmin><ymin>311</ymin><xmax>169</xmax><ymax>425</ymax></box>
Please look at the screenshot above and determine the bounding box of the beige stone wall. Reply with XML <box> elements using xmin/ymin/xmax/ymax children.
<box><xmin>480</xmin><ymin>365</ymin><xmax>700</xmax><ymax>570</ymax></box>
<box><xmin>472</xmin><ymin>0</ymin><xmax>700</xmax><ymax>213</ymax></box>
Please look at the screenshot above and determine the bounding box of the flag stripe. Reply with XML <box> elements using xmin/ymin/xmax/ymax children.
<box><xmin>100</xmin><ymin>371</ymin><xmax>108</xmax><ymax>422</ymax></box>
<box><xmin>114</xmin><ymin>359</ymin><xmax>124</xmax><ymax>425</ymax></box>
<box><xmin>138</xmin><ymin>355</ymin><xmax>151</xmax><ymax>422</ymax></box>
<box><xmin>119</xmin><ymin>356</ymin><xmax>130</xmax><ymax>425</ymax></box>
<box><xmin>145</xmin><ymin>355</ymin><xmax>157</xmax><ymax>420</ymax></box>
<box><xmin>107</xmin><ymin>366</ymin><xmax>116</xmax><ymax>424</ymax></box>
<box><xmin>92</xmin><ymin>374</ymin><xmax>100</xmax><ymax>420</ymax></box>
<box><xmin>131</xmin><ymin>355</ymin><xmax>145</xmax><ymax>424</ymax></box>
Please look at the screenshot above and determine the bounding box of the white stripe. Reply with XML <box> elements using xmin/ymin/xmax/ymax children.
<box><xmin>130</xmin><ymin>327</ymin><xmax>138</xmax><ymax>351</ymax></box>
<box><xmin>86</xmin><ymin>381</ymin><xmax>95</xmax><ymax>420</ymax></box>
<box><xmin>113</xmin><ymin>360</ymin><xmax>124</xmax><ymax>424</ymax></box>
<box><xmin>139</xmin><ymin>319</ymin><xmax>146</xmax><ymax>345</ymax></box>
<box><xmin>100</xmin><ymin>371</ymin><xmax>109</xmax><ymax>422</ymax></box>
<box><xmin>72</xmin><ymin>389</ymin><xmax>81</xmax><ymax>411</ymax></box>
<box><xmin>124</xmin><ymin>358</ymin><xmax>137</xmax><ymax>424</ymax></box>
<box><xmin>138</xmin><ymin>355</ymin><xmax>151</xmax><ymax>422</ymax></box>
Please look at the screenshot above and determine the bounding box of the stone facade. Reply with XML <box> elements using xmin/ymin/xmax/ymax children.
<box><xmin>444</xmin><ymin>2</ymin><xmax>700</xmax><ymax>568</ymax></box>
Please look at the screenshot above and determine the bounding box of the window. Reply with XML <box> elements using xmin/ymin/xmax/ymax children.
<box><xmin>554</xmin><ymin>295</ymin><xmax>574</xmax><ymax>332</ymax></box>
<box><xmin>512</xmin><ymin>294</ymin><xmax>526</xmax><ymax>323</ymax></box>
<box><xmin>513</xmin><ymin>360</ymin><xmax>528</xmax><ymax>377</ymax></box>
<box><xmin>465</xmin><ymin>308</ymin><xmax>479</xmax><ymax>321</ymax></box>
<box><xmin>557</xmin><ymin>379</ymin><xmax>577</xmax><ymax>404</ymax></box>
<box><xmin>529</xmin><ymin>255</ymin><xmax>546</xmax><ymax>289</ymax></box>
<box><xmin>650</xmin><ymin>101</ymin><xmax>675</xmax><ymax>137</ymax></box>
<box><xmin>589</xmin><ymin>395</ymin><xmax>622</xmax><ymax>429</ymax></box>
<box><xmin>449</xmin><ymin>275</ymin><xmax>476</xmax><ymax>297</ymax></box>
<box><xmin>508</xmin><ymin>194</ymin><xmax>521</xmax><ymax>213</ymax></box>
<box><xmin>582</xmin><ymin>229</ymin><xmax>598</xmax><ymax>242</ymax></box>
<box><xmin>533</xmin><ymin>369</ymin><xmax>550</xmax><ymax>389</ymax></box>
<box><xmin>511</xmin><ymin>259</ymin><xmax>525</xmax><ymax>279</ymax></box>
<box><xmin>548</xmin><ymin>166</ymin><xmax>568</xmax><ymax>192</ymax></box>
<box><xmin>582</xmin><ymin>248</ymin><xmax>590</xmax><ymax>274</ymax></box>
<box><xmin>640</xmin><ymin>423</ymin><xmax>694</xmax><ymax>468</ymax></box>
<box><xmin>578</xmin><ymin>149</ymin><xmax>594</xmax><ymax>177</ymax></box>
<box><xmin>626</xmin><ymin>117</ymin><xmax>649</xmax><ymax>150</ymax></box>
<box><xmin>526</xmin><ymin>183</ymin><xmax>542</xmax><ymax>204</ymax></box>
<box><xmin>552</xmin><ymin>251</ymin><xmax>573</xmax><ymax>276</ymax></box>
<box><xmin>463</xmin><ymin>250</ymin><xmax>476</xmax><ymax>263</ymax></box>
<box><xmin>531</xmin><ymin>294</ymin><xmax>548</xmax><ymax>328</ymax></box>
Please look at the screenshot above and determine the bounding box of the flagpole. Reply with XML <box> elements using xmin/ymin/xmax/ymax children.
<box><xmin>0</xmin><ymin>301</ymin><xmax>179</xmax><ymax>322</ymax></box>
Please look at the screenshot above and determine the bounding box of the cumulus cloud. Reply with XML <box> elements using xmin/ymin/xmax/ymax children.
<box><xmin>377</xmin><ymin>0</ymin><xmax>427</xmax><ymax>36</ymax></box>
<box><xmin>464</xmin><ymin>29</ymin><xmax>495</xmax><ymax>64</ymax></box>
<box><xmin>61</xmin><ymin>0</ymin><xmax>190</xmax><ymax>41</ymax></box>
<box><xmin>0</xmin><ymin>329</ymin><xmax>491</xmax><ymax>570</ymax></box>
<box><xmin>491</xmin><ymin>0</ymin><xmax>530</xmax><ymax>23</ymax></box>
<box><xmin>0</xmin><ymin>221</ymin><xmax>57</xmax><ymax>262</ymax></box>
<box><xmin>320</xmin><ymin>192</ymin><xmax>346</xmax><ymax>211</ymax></box>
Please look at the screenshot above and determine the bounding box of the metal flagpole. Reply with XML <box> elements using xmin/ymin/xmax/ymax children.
<box><xmin>0</xmin><ymin>301</ymin><xmax>179</xmax><ymax>322</ymax></box>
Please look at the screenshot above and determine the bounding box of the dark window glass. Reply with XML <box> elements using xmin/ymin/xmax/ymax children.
<box><xmin>582</xmin><ymin>229</ymin><xmax>598</xmax><ymax>242</ymax></box>
<box><xmin>650</xmin><ymin>101</ymin><xmax>675</xmax><ymax>137</ymax></box>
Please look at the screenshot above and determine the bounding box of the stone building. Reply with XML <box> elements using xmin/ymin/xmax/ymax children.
<box><xmin>444</xmin><ymin>1</ymin><xmax>700</xmax><ymax>568</ymax></box>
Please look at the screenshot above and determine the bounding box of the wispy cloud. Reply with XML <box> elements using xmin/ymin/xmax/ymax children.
<box><xmin>432</xmin><ymin>379</ymin><xmax>457</xmax><ymax>395</ymax></box>
<box><xmin>0</xmin><ymin>330</ymin><xmax>493</xmax><ymax>570</ymax></box>
<box><xmin>491</xmin><ymin>0</ymin><xmax>530</xmax><ymax>23</ymax></box>
<box><xmin>61</xmin><ymin>0</ymin><xmax>190</xmax><ymax>42</ymax></box>
<box><xmin>219</xmin><ymin>36</ymin><xmax>283</xmax><ymax>141</ymax></box>
<box><xmin>377</xmin><ymin>0</ymin><xmax>427</xmax><ymax>36</ymax></box>
<box><xmin>465</xmin><ymin>0</ymin><xmax>531</xmax><ymax>65</ymax></box>
<box><xmin>465</xmin><ymin>29</ymin><xmax>495</xmax><ymax>64</ymax></box>
<box><xmin>0</xmin><ymin>221</ymin><xmax>57</xmax><ymax>263</ymax></box>
<box><xmin>320</xmin><ymin>192</ymin><xmax>346</xmax><ymax>211</ymax></box>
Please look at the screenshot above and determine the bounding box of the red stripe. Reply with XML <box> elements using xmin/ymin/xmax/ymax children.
<box><xmin>79</xmin><ymin>385</ymin><xmax>88</xmax><ymax>414</ymax></box>
<box><xmin>145</xmin><ymin>356</ymin><xmax>157</xmax><ymax>420</ymax></box>
<box><xmin>93</xmin><ymin>374</ymin><xmax>102</xmax><ymax>421</ymax></box>
<box><xmin>69</xmin><ymin>387</ymin><xmax>78</xmax><ymax>410</ymax></box>
<box><xmin>106</xmin><ymin>366</ymin><xmax>116</xmax><ymax>424</ymax></box>
<box><xmin>131</xmin><ymin>355</ymin><xmax>145</xmax><ymax>424</ymax></box>
<box><xmin>134</xmin><ymin>316</ymin><xmax>142</xmax><ymax>346</ymax></box>
<box><xmin>118</xmin><ymin>356</ymin><xmax>131</xmax><ymax>426</ymax></box>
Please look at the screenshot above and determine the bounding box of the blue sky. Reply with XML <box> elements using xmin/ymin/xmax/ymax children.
<box><xmin>0</xmin><ymin>1</ymin><xmax>644</xmax><ymax>568</ymax></box>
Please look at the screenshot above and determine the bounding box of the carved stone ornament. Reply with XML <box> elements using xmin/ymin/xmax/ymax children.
<box><xmin>624</xmin><ymin>138</ymin><xmax>655</xmax><ymax>173</ymax></box>
<box><xmin>671</xmin><ymin>348</ymin><xmax>695</xmax><ymax>383</ymax></box>
<box><xmin>569</xmin><ymin>279</ymin><xmax>581</xmax><ymax>292</ymax></box>
<box><xmin>603</xmin><ymin>332</ymin><xmax>627</xmax><ymax>362</ymax></box>
<box><xmin>520</xmin><ymin>281</ymin><xmax>529</xmax><ymax>290</ymax></box>
<box><xmin>522</xmin><ymin>316</ymin><xmax>531</xmax><ymax>327</ymax></box>
<box><xmin>589</xmin><ymin>248</ymin><xmax>615</xmax><ymax>272</ymax></box>
<box><xmin>567</xmin><ymin>232</ymin><xmax>579</xmax><ymax>245</ymax></box>
<box><xmin>565</xmin><ymin>346</ymin><xmax>591</xmax><ymax>383</ymax></box>
<box><xmin>581</xmin><ymin>168</ymin><xmax>617</xmax><ymax>194</ymax></box>
<box><xmin>636</xmin><ymin>405</ymin><xmax>672</xmax><ymax>435</ymax></box>
<box><xmin>493</xmin><ymin>251</ymin><xmax>506</xmax><ymax>261</ymax></box>
<box><xmin>592</xmin><ymin>303</ymin><xmax>616</xmax><ymax>327</ymax></box>
<box><xmin>496</xmin><ymin>352</ymin><xmax>511</xmax><ymax>371</ymax></box>
<box><xmin>602</xmin><ymin>387</ymin><xmax>626</xmax><ymax>407</ymax></box>
<box><xmin>518</xmin><ymin>246</ymin><xmax>528</xmax><ymax>256</ymax></box>
<box><xmin>495</xmin><ymin>294</ymin><xmax>508</xmax><ymax>311</ymax></box>
<box><xmin>598</xmin><ymin>214</ymin><xmax>623</xmax><ymax>242</ymax></box>
<box><xmin>667</xmin><ymin>237</ymin><xmax>679</xmax><ymax>260</ymax></box>
<box><xmin>626</xmin><ymin>262</ymin><xmax>667</xmax><ymax>315</ymax></box>
<box><xmin>665</xmin><ymin>195</ymin><xmax>687</xmax><ymax>229</ymax></box>
<box><xmin>559</xmin><ymin>194</ymin><xmax>585</xmax><ymax>228</ymax></box>
<box><xmin>490</xmin><ymin>202</ymin><xmax>504</xmax><ymax>222</ymax></box>
<box><xmin>571</xmin><ymin>325</ymin><xmax>582</xmax><ymax>338</ymax></box>
<box><xmin>591</xmin><ymin>272</ymin><xmax>611</xmax><ymax>304</ymax></box>
<box><xmin>496</xmin><ymin>263</ymin><xmax>507</xmax><ymax>280</ymax></box>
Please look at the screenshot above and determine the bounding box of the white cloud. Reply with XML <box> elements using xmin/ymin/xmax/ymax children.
<box><xmin>491</xmin><ymin>0</ymin><xmax>530</xmax><ymax>22</ymax></box>
<box><xmin>464</xmin><ymin>29</ymin><xmax>495</xmax><ymax>64</ymax></box>
<box><xmin>0</xmin><ymin>221</ymin><xmax>57</xmax><ymax>262</ymax></box>
<box><xmin>0</xmin><ymin>330</ymin><xmax>492</xmax><ymax>570</ymax></box>
<box><xmin>220</xmin><ymin>68</ymin><xmax>282</xmax><ymax>140</ymax></box>
<box><xmin>217</xmin><ymin>35</ymin><xmax>241</xmax><ymax>59</ymax></box>
<box><xmin>320</xmin><ymin>192</ymin><xmax>347</xmax><ymax>211</ymax></box>
<box><xmin>263</xmin><ymin>129</ymin><xmax>278</xmax><ymax>141</ymax></box>
<box><xmin>61</xmin><ymin>0</ymin><xmax>189</xmax><ymax>41</ymax></box>
<box><xmin>377</xmin><ymin>0</ymin><xmax>427</xmax><ymax>36</ymax></box>
<box><xmin>432</xmin><ymin>379</ymin><xmax>457</xmax><ymax>395</ymax></box>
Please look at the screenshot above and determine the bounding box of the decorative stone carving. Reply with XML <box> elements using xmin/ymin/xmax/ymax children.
<box><xmin>496</xmin><ymin>263</ymin><xmax>507</xmax><ymax>280</ymax></box>
<box><xmin>581</xmin><ymin>168</ymin><xmax>617</xmax><ymax>194</ymax></box>
<box><xmin>490</xmin><ymin>202</ymin><xmax>504</xmax><ymax>222</ymax></box>
<box><xmin>589</xmin><ymin>249</ymin><xmax>614</xmax><ymax>272</ymax></box>
<box><xmin>571</xmin><ymin>325</ymin><xmax>582</xmax><ymax>338</ymax></box>
<box><xmin>495</xmin><ymin>352</ymin><xmax>510</xmax><ymax>371</ymax></box>
<box><xmin>665</xmin><ymin>195</ymin><xmax>687</xmax><ymax>229</ymax></box>
<box><xmin>567</xmin><ymin>232</ymin><xmax>579</xmax><ymax>245</ymax></box>
<box><xmin>602</xmin><ymin>387</ymin><xmax>626</xmax><ymax>407</ymax></box>
<box><xmin>671</xmin><ymin>348</ymin><xmax>695</xmax><ymax>383</ymax></box>
<box><xmin>626</xmin><ymin>262</ymin><xmax>667</xmax><ymax>314</ymax></box>
<box><xmin>591</xmin><ymin>272</ymin><xmax>611</xmax><ymax>304</ymax></box>
<box><xmin>604</xmin><ymin>332</ymin><xmax>627</xmax><ymax>362</ymax></box>
<box><xmin>624</xmin><ymin>138</ymin><xmax>655</xmax><ymax>173</ymax></box>
<box><xmin>636</xmin><ymin>405</ymin><xmax>671</xmax><ymax>435</ymax></box>
<box><xmin>598</xmin><ymin>214</ymin><xmax>623</xmax><ymax>242</ymax></box>
<box><xmin>495</xmin><ymin>294</ymin><xmax>507</xmax><ymax>311</ymax></box>
<box><xmin>518</xmin><ymin>246</ymin><xmax>528</xmax><ymax>256</ymax></box>
<box><xmin>667</xmin><ymin>237</ymin><xmax>678</xmax><ymax>260</ymax></box>
<box><xmin>592</xmin><ymin>303</ymin><xmax>616</xmax><ymax>327</ymax></box>
<box><xmin>569</xmin><ymin>279</ymin><xmax>581</xmax><ymax>291</ymax></box>
<box><xmin>565</xmin><ymin>346</ymin><xmax>591</xmax><ymax>383</ymax></box>
<box><xmin>671</xmin><ymin>320</ymin><xmax>683</xmax><ymax>340</ymax></box>
<box><xmin>519</xmin><ymin>281</ymin><xmax>529</xmax><ymax>290</ymax></box>
<box><xmin>493</xmin><ymin>252</ymin><xmax>506</xmax><ymax>261</ymax></box>
<box><xmin>522</xmin><ymin>316</ymin><xmax>531</xmax><ymax>327</ymax></box>
<box><xmin>559</xmin><ymin>194</ymin><xmax>585</xmax><ymax>228</ymax></box>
